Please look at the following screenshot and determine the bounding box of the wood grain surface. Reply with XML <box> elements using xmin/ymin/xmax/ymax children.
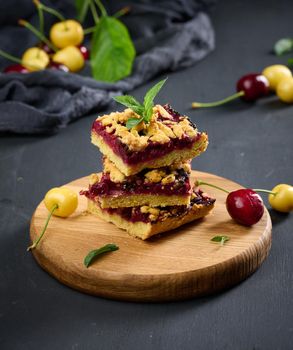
<box><xmin>29</xmin><ymin>171</ymin><xmax>272</xmax><ymax>302</ymax></box>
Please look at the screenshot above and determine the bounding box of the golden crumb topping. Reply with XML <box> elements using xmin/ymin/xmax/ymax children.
<box><xmin>89</xmin><ymin>173</ymin><xmax>101</xmax><ymax>185</ymax></box>
<box><xmin>101</xmin><ymin>157</ymin><xmax>190</xmax><ymax>185</ymax></box>
<box><xmin>144</xmin><ymin>169</ymin><xmax>166</xmax><ymax>183</ymax></box>
<box><xmin>140</xmin><ymin>206</ymin><xmax>160</xmax><ymax>221</ymax></box>
<box><xmin>170</xmin><ymin>161</ymin><xmax>191</xmax><ymax>174</ymax></box>
<box><xmin>96</xmin><ymin>105</ymin><xmax>198</xmax><ymax>152</ymax></box>
<box><xmin>161</xmin><ymin>174</ymin><xmax>176</xmax><ymax>185</ymax></box>
<box><xmin>103</xmin><ymin>157</ymin><xmax>126</xmax><ymax>183</ymax></box>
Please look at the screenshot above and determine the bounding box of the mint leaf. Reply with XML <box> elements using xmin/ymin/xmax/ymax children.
<box><xmin>211</xmin><ymin>235</ymin><xmax>230</xmax><ymax>246</ymax></box>
<box><xmin>143</xmin><ymin>107</ymin><xmax>153</xmax><ymax>123</ymax></box>
<box><xmin>113</xmin><ymin>95</ymin><xmax>144</xmax><ymax>116</ymax></box>
<box><xmin>91</xmin><ymin>17</ymin><xmax>135</xmax><ymax>82</ymax></box>
<box><xmin>113</xmin><ymin>78</ymin><xmax>168</xmax><ymax>128</ymax></box>
<box><xmin>126</xmin><ymin>117</ymin><xmax>144</xmax><ymax>129</ymax></box>
<box><xmin>143</xmin><ymin>78</ymin><xmax>167</xmax><ymax>122</ymax></box>
<box><xmin>84</xmin><ymin>243</ymin><xmax>119</xmax><ymax>268</ymax></box>
<box><xmin>113</xmin><ymin>95</ymin><xmax>141</xmax><ymax>108</ymax></box>
<box><xmin>274</xmin><ymin>38</ymin><xmax>293</xmax><ymax>56</ymax></box>
<box><xmin>143</xmin><ymin>78</ymin><xmax>167</xmax><ymax>110</ymax></box>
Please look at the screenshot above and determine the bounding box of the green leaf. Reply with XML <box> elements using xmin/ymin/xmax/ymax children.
<box><xmin>113</xmin><ymin>95</ymin><xmax>141</xmax><ymax>107</ymax></box>
<box><xmin>143</xmin><ymin>79</ymin><xmax>167</xmax><ymax>123</ymax></box>
<box><xmin>84</xmin><ymin>243</ymin><xmax>119</xmax><ymax>268</ymax></box>
<box><xmin>75</xmin><ymin>0</ymin><xmax>90</xmax><ymax>23</ymax></box>
<box><xmin>143</xmin><ymin>107</ymin><xmax>153</xmax><ymax>123</ymax></box>
<box><xmin>143</xmin><ymin>79</ymin><xmax>167</xmax><ymax>110</ymax></box>
<box><xmin>274</xmin><ymin>38</ymin><xmax>293</xmax><ymax>56</ymax></box>
<box><xmin>211</xmin><ymin>235</ymin><xmax>230</xmax><ymax>245</ymax></box>
<box><xmin>90</xmin><ymin>16</ymin><xmax>136</xmax><ymax>82</ymax></box>
<box><xmin>143</xmin><ymin>79</ymin><xmax>167</xmax><ymax>122</ymax></box>
<box><xmin>288</xmin><ymin>58</ymin><xmax>293</xmax><ymax>67</ymax></box>
<box><xmin>113</xmin><ymin>95</ymin><xmax>144</xmax><ymax>115</ymax></box>
<box><xmin>126</xmin><ymin>117</ymin><xmax>144</xmax><ymax>129</ymax></box>
<box><xmin>112</xmin><ymin>78</ymin><xmax>168</xmax><ymax>128</ymax></box>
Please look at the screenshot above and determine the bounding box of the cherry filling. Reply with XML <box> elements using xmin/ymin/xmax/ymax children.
<box><xmin>92</xmin><ymin>104</ymin><xmax>200</xmax><ymax>165</ymax></box>
<box><xmin>83</xmin><ymin>168</ymin><xmax>191</xmax><ymax>199</ymax></box>
<box><xmin>101</xmin><ymin>189</ymin><xmax>215</xmax><ymax>224</ymax></box>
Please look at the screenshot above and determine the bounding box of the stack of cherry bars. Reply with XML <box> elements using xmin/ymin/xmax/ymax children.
<box><xmin>82</xmin><ymin>104</ymin><xmax>215</xmax><ymax>240</ymax></box>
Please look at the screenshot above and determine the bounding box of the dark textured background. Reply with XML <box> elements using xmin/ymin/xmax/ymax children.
<box><xmin>1</xmin><ymin>0</ymin><xmax>293</xmax><ymax>349</ymax></box>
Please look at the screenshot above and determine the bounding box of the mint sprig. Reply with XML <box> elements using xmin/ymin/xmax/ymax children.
<box><xmin>211</xmin><ymin>235</ymin><xmax>230</xmax><ymax>246</ymax></box>
<box><xmin>113</xmin><ymin>78</ymin><xmax>167</xmax><ymax>129</ymax></box>
<box><xmin>274</xmin><ymin>38</ymin><xmax>293</xmax><ymax>56</ymax></box>
<box><xmin>84</xmin><ymin>243</ymin><xmax>119</xmax><ymax>268</ymax></box>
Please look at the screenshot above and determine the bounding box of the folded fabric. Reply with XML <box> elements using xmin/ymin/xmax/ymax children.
<box><xmin>0</xmin><ymin>0</ymin><xmax>215</xmax><ymax>134</ymax></box>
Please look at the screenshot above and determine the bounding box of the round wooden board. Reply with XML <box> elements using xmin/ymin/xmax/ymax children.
<box><xmin>30</xmin><ymin>171</ymin><xmax>272</xmax><ymax>302</ymax></box>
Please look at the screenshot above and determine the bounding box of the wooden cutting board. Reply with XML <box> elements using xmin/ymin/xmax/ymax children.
<box><xmin>30</xmin><ymin>171</ymin><xmax>272</xmax><ymax>302</ymax></box>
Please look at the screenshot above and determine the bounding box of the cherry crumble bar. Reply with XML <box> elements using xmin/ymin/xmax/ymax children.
<box><xmin>87</xmin><ymin>188</ymin><xmax>216</xmax><ymax>240</ymax></box>
<box><xmin>91</xmin><ymin>104</ymin><xmax>208</xmax><ymax>176</ymax></box>
<box><xmin>82</xmin><ymin>157</ymin><xmax>193</xmax><ymax>208</ymax></box>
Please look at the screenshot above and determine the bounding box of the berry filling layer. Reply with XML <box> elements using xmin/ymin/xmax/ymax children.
<box><xmin>92</xmin><ymin>189</ymin><xmax>216</xmax><ymax>224</ymax></box>
<box><xmin>83</xmin><ymin>167</ymin><xmax>191</xmax><ymax>199</ymax></box>
<box><xmin>92</xmin><ymin>104</ymin><xmax>201</xmax><ymax>165</ymax></box>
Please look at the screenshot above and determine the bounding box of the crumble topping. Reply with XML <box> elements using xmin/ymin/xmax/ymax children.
<box><xmin>161</xmin><ymin>174</ymin><xmax>176</xmax><ymax>185</ymax></box>
<box><xmin>101</xmin><ymin>157</ymin><xmax>191</xmax><ymax>186</ymax></box>
<box><xmin>140</xmin><ymin>206</ymin><xmax>160</xmax><ymax>221</ymax></box>
<box><xmin>170</xmin><ymin>161</ymin><xmax>191</xmax><ymax>174</ymax></box>
<box><xmin>95</xmin><ymin>104</ymin><xmax>198</xmax><ymax>152</ymax></box>
<box><xmin>89</xmin><ymin>173</ymin><xmax>101</xmax><ymax>185</ymax></box>
<box><xmin>103</xmin><ymin>157</ymin><xmax>126</xmax><ymax>183</ymax></box>
<box><xmin>144</xmin><ymin>169</ymin><xmax>166</xmax><ymax>183</ymax></box>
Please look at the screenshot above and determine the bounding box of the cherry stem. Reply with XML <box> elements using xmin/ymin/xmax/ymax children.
<box><xmin>34</xmin><ymin>0</ymin><xmax>45</xmax><ymax>36</ymax></box>
<box><xmin>0</xmin><ymin>49</ymin><xmax>22</xmax><ymax>65</ymax></box>
<box><xmin>191</xmin><ymin>91</ymin><xmax>245</xmax><ymax>109</ymax></box>
<box><xmin>90</xmin><ymin>1</ymin><xmax>99</xmax><ymax>24</ymax></box>
<box><xmin>114</xmin><ymin>6</ymin><xmax>131</xmax><ymax>18</ymax></box>
<box><xmin>83</xmin><ymin>26</ymin><xmax>96</xmax><ymax>35</ymax></box>
<box><xmin>197</xmin><ymin>181</ymin><xmax>277</xmax><ymax>196</ymax></box>
<box><xmin>27</xmin><ymin>204</ymin><xmax>58</xmax><ymax>251</ymax></box>
<box><xmin>38</xmin><ymin>2</ymin><xmax>66</xmax><ymax>22</ymax></box>
<box><xmin>0</xmin><ymin>48</ymin><xmax>42</xmax><ymax>70</ymax></box>
<box><xmin>94</xmin><ymin>0</ymin><xmax>107</xmax><ymax>16</ymax></box>
<box><xmin>196</xmin><ymin>180</ymin><xmax>230</xmax><ymax>194</ymax></box>
<box><xmin>253</xmin><ymin>189</ymin><xmax>276</xmax><ymax>196</ymax></box>
<box><xmin>76</xmin><ymin>0</ymin><xmax>90</xmax><ymax>23</ymax></box>
<box><xmin>19</xmin><ymin>19</ymin><xmax>57</xmax><ymax>52</ymax></box>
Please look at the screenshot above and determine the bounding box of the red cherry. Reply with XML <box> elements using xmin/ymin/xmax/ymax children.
<box><xmin>78</xmin><ymin>45</ymin><xmax>89</xmax><ymax>60</ymax></box>
<box><xmin>3</xmin><ymin>64</ymin><xmax>29</xmax><ymax>73</ymax></box>
<box><xmin>236</xmin><ymin>73</ymin><xmax>270</xmax><ymax>101</ymax></box>
<box><xmin>48</xmin><ymin>62</ymin><xmax>69</xmax><ymax>72</ymax></box>
<box><xmin>226</xmin><ymin>189</ymin><xmax>264</xmax><ymax>226</ymax></box>
<box><xmin>192</xmin><ymin>73</ymin><xmax>270</xmax><ymax>108</ymax></box>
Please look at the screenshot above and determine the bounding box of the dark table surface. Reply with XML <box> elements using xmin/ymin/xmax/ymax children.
<box><xmin>1</xmin><ymin>0</ymin><xmax>293</xmax><ymax>349</ymax></box>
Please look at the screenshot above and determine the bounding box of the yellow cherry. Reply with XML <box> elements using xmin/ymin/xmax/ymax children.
<box><xmin>44</xmin><ymin>187</ymin><xmax>78</xmax><ymax>217</ymax></box>
<box><xmin>21</xmin><ymin>47</ymin><xmax>49</xmax><ymax>71</ymax></box>
<box><xmin>52</xmin><ymin>46</ymin><xmax>84</xmax><ymax>72</ymax></box>
<box><xmin>262</xmin><ymin>65</ymin><xmax>292</xmax><ymax>91</ymax></box>
<box><xmin>50</xmin><ymin>20</ymin><xmax>84</xmax><ymax>49</ymax></box>
<box><xmin>28</xmin><ymin>187</ymin><xmax>78</xmax><ymax>251</ymax></box>
<box><xmin>276</xmin><ymin>77</ymin><xmax>293</xmax><ymax>103</ymax></box>
<box><xmin>269</xmin><ymin>184</ymin><xmax>293</xmax><ymax>213</ymax></box>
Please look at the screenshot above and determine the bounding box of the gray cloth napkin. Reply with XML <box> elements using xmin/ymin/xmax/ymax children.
<box><xmin>0</xmin><ymin>0</ymin><xmax>215</xmax><ymax>134</ymax></box>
